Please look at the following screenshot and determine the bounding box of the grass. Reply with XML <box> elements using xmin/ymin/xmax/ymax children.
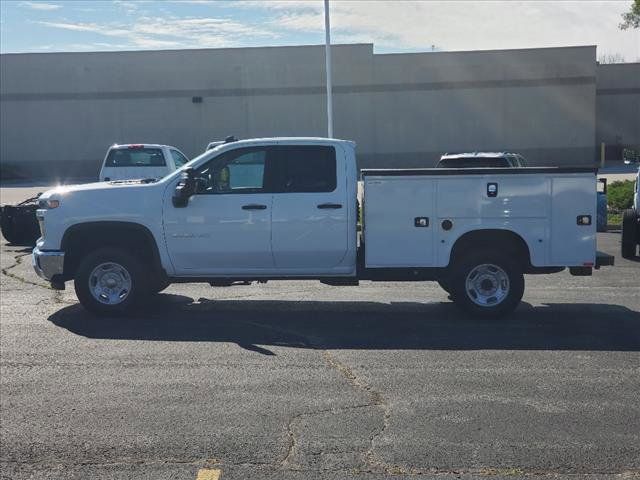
<box><xmin>608</xmin><ymin>212</ymin><xmax>622</xmax><ymax>226</ymax></box>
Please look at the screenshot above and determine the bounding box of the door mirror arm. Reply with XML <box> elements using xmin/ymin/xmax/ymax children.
<box><xmin>172</xmin><ymin>168</ymin><xmax>196</xmax><ymax>208</ymax></box>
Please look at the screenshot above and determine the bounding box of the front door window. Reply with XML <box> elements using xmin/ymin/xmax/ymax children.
<box><xmin>195</xmin><ymin>148</ymin><xmax>267</xmax><ymax>194</ymax></box>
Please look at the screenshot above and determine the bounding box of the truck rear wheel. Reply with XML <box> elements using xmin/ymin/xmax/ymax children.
<box><xmin>151</xmin><ymin>278</ymin><xmax>171</xmax><ymax>294</ymax></box>
<box><xmin>437</xmin><ymin>278</ymin><xmax>452</xmax><ymax>295</ymax></box>
<box><xmin>74</xmin><ymin>247</ymin><xmax>149</xmax><ymax>315</ymax></box>
<box><xmin>621</xmin><ymin>208</ymin><xmax>638</xmax><ymax>259</ymax></box>
<box><xmin>450</xmin><ymin>251</ymin><xmax>524</xmax><ymax>318</ymax></box>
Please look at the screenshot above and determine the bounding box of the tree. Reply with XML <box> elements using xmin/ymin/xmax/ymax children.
<box><xmin>598</xmin><ymin>52</ymin><xmax>626</xmax><ymax>64</ymax></box>
<box><xmin>620</xmin><ymin>0</ymin><xmax>640</xmax><ymax>29</ymax></box>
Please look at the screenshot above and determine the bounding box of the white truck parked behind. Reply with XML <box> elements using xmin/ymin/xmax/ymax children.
<box><xmin>99</xmin><ymin>144</ymin><xmax>189</xmax><ymax>182</ymax></box>
<box><xmin>621</xmin><ymin>166</ymin><xmax>640</xmax><ymax>258</ymax></box>
<box><xmin>33</xmin><ymin>137</ymin><xmax>613</xmax><ymax>317</ymax></box>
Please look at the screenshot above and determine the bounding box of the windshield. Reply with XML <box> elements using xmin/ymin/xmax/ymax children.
<box><xmin>437</xmin><ymin>157</ymin><xmax>508</xmax><ymax>168</ymax></box>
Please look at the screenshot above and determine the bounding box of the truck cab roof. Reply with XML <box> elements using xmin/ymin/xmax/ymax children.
<box><xmin>110</xmin><ymin>143</ymin><xmax>174</xmax><ymax>149</ymax></box>
<box><xmin>227</xmin><ymin>137</ymin><xmax>355</xmax><ymax>146</ymax></box>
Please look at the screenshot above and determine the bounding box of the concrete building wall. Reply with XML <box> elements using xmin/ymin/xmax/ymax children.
<box><xmin>596</xmin><ymin>63</ymin><xmax>640</xmax><ymax>159</ymax></box>
<box><xmin>0</xmin><ymin>43</ymin><xmax>604</xmax><ymax>180</ymax></box>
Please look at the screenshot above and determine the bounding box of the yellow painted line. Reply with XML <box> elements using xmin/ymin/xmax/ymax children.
<box><xmin>196</xmin><ymin>468</ymin><xmax>221</xmax><ymax>480</ymax></box>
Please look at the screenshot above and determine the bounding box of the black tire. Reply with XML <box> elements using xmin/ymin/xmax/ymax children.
<box><xmin>621</xmin><ymin>208</ymin><xmax>638</xmax><ymax>259</ymax></box>
<box><xmin>74</xmin><ymin>247</ymin><xmax>149</xmax><ymax>316</ymax></box>
<box><xmin>449</xmin><ymin>250</ymin><xmax>524</xmax><ymax>318</ymax></box>
<box><xmin>151</xmin><ymin>278</ymin><xmax>171</xmax><ymax>294</ymax></box>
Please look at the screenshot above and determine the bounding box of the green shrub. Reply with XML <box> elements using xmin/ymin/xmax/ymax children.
<box><xmin>607</xmin><ymin>180</ymin><xmax>635</xmax><ymax>211</ymax></box>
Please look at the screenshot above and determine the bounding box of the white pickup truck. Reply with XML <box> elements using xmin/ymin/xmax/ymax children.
<box><xmin>99</xmin><ymin>144</ymin><xmax>189</xmax><ymax>182</ymax></box>
<box><xmin>33</xmin><ymin>137</ymin><xmax>613</xmax><ymax>317</ymax></box>
<box><xmin>621</xmin><ymin>166</ymin><xmax>640</xmax><ymax>258</ymax></box>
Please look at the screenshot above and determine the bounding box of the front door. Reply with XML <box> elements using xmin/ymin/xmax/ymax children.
<box><xmin>163</xmin><ymin>146</ymin><xmax>274</xmax><ymax>275</ymax></box>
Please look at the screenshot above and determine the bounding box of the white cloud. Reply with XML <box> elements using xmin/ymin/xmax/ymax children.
<box><xmin>36</xmin><ymin>15</ymin><xmax>279</xmax><ymax>50</ymax></box>
<box><xmin>19</xmin><ymin>1</ymin><xmax>62</xmax><ymax>11</ymax></box>
<box><xmin>23</xmin><ymin>0</ymin><xmax>640</xmax><ymax>60</ymax></box>
<box><xmin>113</xmin><ymin>1</ymin><xmax>138</xmax><ymax>13</ymax></box>
<box><xmin>254</xmin><ymin>0</ymin><xmax>640</xmax><ymax>60</ymax></box>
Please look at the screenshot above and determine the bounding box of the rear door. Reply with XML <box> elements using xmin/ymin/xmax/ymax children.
<box><xmin>270</xmin><ymin>145</ymin><xmax>349</xmax><ymax>271</ymax></box>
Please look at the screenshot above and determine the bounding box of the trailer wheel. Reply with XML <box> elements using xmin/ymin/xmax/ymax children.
<box><xmin>450</xmin><ymin>251</ymin><xmax>524</xmax><ymax>318</ymax></box>
<box><xmin>0</xmin><ymin>203</ymin><xmax>40</xmax><ymax>246</ymax></box>
<box><xmin>1</xmin><ymin>210</ymin><xmax>23</xmax><ymax>245</ymax></box>
<box><xmin>74</xmin><ymin>247</ymin><xmax>149</xmax><ymax>316</ymax></box>
<box><xmin>621</xmin><ymin>208</ymin><xmax>638</xmax><ymax>259</ymax></box>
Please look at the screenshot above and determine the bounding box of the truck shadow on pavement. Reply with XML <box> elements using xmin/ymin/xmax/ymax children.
<box><xmin>48</xmin><ymin>295</ymin><xmax>640</xmax><ymax>353</ymax></box>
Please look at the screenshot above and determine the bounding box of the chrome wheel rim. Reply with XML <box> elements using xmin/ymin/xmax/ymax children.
<box><xmin>88</xmin><ymin>262</ymin><xmax>132</xmax><ymax>305</ymax></box>
<box><xmin>465</xmin><ymin>263</ymin><xmax>509</xmax><ymax>307</ymax></box>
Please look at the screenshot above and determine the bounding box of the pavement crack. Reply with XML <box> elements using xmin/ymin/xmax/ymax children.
<box><xmin>319</xmin><ymin>350</ymin><xmax>391</xmax><ymax>473</ymax></box>
<box><xmin>280</xmin><ymin>402</ymin><xmax>374</xmax><ymax>469</ymax></box>
<box><xmin>1</xmin><ymin>251</ymin><xmax>49</xmax><ymax>289</ymax></box>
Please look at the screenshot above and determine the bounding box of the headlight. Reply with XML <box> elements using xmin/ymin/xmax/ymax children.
<box><xmin>45</xmin><ymin>199</ymin><xmax>60</xmax><ymax>209</ymax></box>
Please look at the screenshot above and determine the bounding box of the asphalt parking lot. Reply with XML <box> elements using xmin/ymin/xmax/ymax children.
<box><xmin>1</xmin><ymin>232</ymin><xmax>639</xmax><ymax>480</ymax></box>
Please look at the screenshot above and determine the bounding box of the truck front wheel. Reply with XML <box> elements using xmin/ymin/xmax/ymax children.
<box><xmin>621</xmin><ymin>208</ymin><xmax>638</xmax><ymax>259</ymax></box>
<box><xmin>450</xmin><ymin>251</ymin><xmax>524</xmax><ymax>318</ymax></box>
<box><xmin>74</xmin><ymin>247</ymin><xmax>149</xmax><ymax>315</ymax></box>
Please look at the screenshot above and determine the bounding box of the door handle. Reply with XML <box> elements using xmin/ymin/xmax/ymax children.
<box><xmin>242</xmin><ymin>204</ymin><xmax>267</xmax><ymax>210</ymax></box>
<box><xmin>317</xmin><ymin>203</ymin><xmax>343</xmax><ymax>209</ymax></box>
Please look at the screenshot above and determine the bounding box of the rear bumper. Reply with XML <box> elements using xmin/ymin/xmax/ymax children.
<box><xmin>32</xmin><ymin>247</ymin><xmax>65</xmax><ymax>281</ymax></box>
<box><xmin>595</xmin><ymin>250</ymin><xmax>615</xmax><ymax>268</ymax></box>
<box><xmin>569</xmin><ymin>251</ymin><xmax>614</xmax><ymax>276</ymax></box>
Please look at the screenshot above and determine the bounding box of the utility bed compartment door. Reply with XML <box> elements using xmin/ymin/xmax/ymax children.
<box><xmin>550</xmin><ymin>177</ymin><xmax>596</xmax><ymax>265</ymax></box>
<box><xmin>364</xmin><ymin>177</ymin><xmax>435</xmax><ymax>267</ymax></box>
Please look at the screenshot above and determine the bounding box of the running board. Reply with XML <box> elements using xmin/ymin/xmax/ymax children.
<box><xmin>320</xmin><ymin>279</ymin><xmax>360</xmax><ymax>286</ymax></box>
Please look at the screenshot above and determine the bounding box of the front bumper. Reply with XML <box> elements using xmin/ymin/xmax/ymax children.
<box><xmin>32</xmin><ymin>246</ymin><xmax>65</xmax><ymax>281</ymax></box>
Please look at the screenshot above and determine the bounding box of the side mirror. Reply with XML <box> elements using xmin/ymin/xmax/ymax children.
<box><xmin>172</xmin><ymin>168</ymin><xmax>196</xmax><ymax>208</ymax></box>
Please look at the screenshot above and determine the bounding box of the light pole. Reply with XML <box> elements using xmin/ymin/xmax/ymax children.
<box><xmin>324</xmin><ymin>0</ymin><xmax>333</xmax><ymax>138</ymax></box>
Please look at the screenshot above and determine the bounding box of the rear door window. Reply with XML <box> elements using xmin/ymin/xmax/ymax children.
<box><xmin>105</xmin><ymin>148</ymin><xmax>166</xmax><ymax>167</ymax></box>
<box><xmin>273</xmin><ymin>146</ymin><xmax>337</xmax><ymax>192</ymax></box>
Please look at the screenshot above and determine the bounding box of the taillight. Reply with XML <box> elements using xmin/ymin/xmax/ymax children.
<box><xmin>36</xmin><ymin>212</ymin><xmax>45</xmax><ymax>238</ymax></box>
<box><xmin>128</xmin><ymin>144</ymin><xmax>144</xmax><ymax>149</ymax></box>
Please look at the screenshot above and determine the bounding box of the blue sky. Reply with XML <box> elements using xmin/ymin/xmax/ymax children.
<box><xmin>1</xmin><ymin>1</ymin><xmax>638</xmax><ymax>60</ymax></box>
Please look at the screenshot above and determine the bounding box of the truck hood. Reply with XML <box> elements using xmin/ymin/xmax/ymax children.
<box><xmin>39</xmin><ymin>179</ymin><xmax>157</xmax><ymax>201</ymax></box>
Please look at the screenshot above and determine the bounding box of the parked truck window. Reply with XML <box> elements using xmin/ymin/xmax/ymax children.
<box><xmin>170</xmin><ymin>149</ymin><xmax>189</xmax><ymax>168</ymax></box>
<box><xmin>105</xmin><ymin>148</ymin><xmax>166</xmax><ymax>167</ymax></box>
